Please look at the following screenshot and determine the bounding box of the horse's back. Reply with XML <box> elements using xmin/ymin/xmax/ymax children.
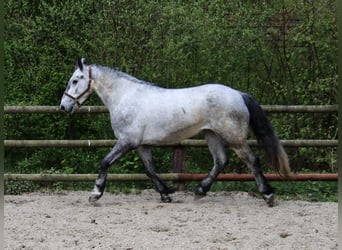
<box><xmin>150</xmin><ymin>83</ymin><xmax>246</xmax><ymax>110</ymax></box>
<box><xmin>195</xmin><ymin>83</ymin><xmax>246</xmax><ymax>109</ymax></box>
<box><xmin>185</xmin><ymin>83</ymin><xmax>249</xmax><ymax>120</ymax></box>
<box><xmin>140</xmin><ymin>83</ymin><xmax>248</xmax><ymax>120</ymax></box>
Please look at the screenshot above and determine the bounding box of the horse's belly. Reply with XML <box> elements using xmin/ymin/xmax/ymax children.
<box><xmin>142</xmin><ymin>117</ymin><xmax>207</xmax><ymax>145</ymax></box>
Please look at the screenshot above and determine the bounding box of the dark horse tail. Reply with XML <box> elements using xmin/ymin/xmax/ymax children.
<box><xmin>242</xmin><ymin>94</ymin><xmax>290</xmax><ymax>176</ymax></box>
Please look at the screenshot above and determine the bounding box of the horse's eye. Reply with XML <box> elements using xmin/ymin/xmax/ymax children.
<box><xmin>80</xmin><ymin>75</ymin><xmax>84</xmax><ymax>79</ymax></box>
<box><xmin>72</xmin><ymin>80</ymin><xmax>78</xmax><ymax>84</ymax></box>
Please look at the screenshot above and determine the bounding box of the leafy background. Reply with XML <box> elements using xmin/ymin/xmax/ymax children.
<box><xmin>4</xmin><ymin>0</ymin><xmax>337</xmax><ymax>196</ymax></box>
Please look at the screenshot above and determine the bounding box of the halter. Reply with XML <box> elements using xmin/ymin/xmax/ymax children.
<box><xmin>64</xmin><ymin>66</ymin><xmax>92</xmax><ymax>107</ymax></box>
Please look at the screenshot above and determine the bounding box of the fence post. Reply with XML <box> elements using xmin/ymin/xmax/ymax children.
<box><xmin>173</xmin><ymin>146</ymin><xmax>186</xmax><ymax>191</ymax></box>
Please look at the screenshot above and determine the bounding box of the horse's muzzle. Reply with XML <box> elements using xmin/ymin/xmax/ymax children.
<box><xmin>60</xmin><ymin>104</ymin><xmax>73</xmax><ymax>113</ymax></box>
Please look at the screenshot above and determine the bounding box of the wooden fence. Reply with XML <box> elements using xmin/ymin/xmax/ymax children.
<box><xmin>4</xmin><ymin>104</ymin><xmax>338</xmax><ymax>114</ymax></box>
<box><xmin>4</xmin><ymin>105</ymin><xmax>338</xmax><ymax>183</ymax></box>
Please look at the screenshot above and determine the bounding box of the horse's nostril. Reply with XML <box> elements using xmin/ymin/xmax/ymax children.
<box><xmin>60</xmin><ymin>105</ymin><xmax>66</xmax><ymax>111</ymax></box>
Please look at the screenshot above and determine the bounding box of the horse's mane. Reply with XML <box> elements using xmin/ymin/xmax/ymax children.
<box><xmin>94</xmin><ymin>64</ymin><xmax>155</xmax><ymax>86</ymax></box>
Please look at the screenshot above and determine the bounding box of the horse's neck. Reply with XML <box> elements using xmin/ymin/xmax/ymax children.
<box><xmin>91</xmin><ymin>66</ymin><xmax>137</xmax><ymax>108</ymax></box>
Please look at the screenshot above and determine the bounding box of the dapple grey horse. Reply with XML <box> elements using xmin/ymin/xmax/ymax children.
<box><xmin>60</xmin><ymin>58</ymin><xmax>290</xmax><ymax>206</ymax></box>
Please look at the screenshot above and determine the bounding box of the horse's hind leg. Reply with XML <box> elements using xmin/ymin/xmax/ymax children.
<box><xmin>232</xmin><ymin>144</ymin><xmax>275</xmax><ymax>207</ymax></box>
<box><xmin>195</xmin><ymin>130</ymin><xmax>228</xmax><ymax>198</ymax></box>
<box><xmin>137</xmin><ymin>145</ymin><xmax>175</xmax><ymax>202</ymax></box>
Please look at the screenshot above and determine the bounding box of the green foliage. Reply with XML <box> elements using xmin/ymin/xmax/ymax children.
<box><xmin>5</xmin><ymin>181</ymin><xmax>38</xmax><ymax>195</ymax></box>
<box><xmin>4</xmin><ymin>0</ymin><xmax>337</xmax><ymax>195</ymax></box>
<box><xmin>207</xmin><ymin>180</ymin><xmax>338</xmax><ymax>202</ymax></box>
<box><xmin>273</xmin><ymin>181</ymin><xmax>338</xmax><ymax>202</ymax></box>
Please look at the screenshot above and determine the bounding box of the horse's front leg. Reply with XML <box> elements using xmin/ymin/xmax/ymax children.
<box><xmin>137</xmin><ymin>145</ymin><xmax>175</xmax><ymax>202</ymax></box>
<box><xmin>89</xmin><ymin>140</ymin><xmax>133</xmax><ymax>202</ymax></box>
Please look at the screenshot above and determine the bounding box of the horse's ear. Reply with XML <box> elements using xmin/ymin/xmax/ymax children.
<box><xmin>77</xmin><ymin>58</ymin><xmax>86</xmax><ymax>71</ymax></box>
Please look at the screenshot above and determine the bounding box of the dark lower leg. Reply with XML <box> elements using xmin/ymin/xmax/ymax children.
<box><xmin>137</xmin><ymin>146</ymin><xmax>175</xmax><ymax>202</ymax></box>
<box><xmin>195</xmin><ymin>175</ymin><xmax>215</xmax><ymax>197</ymax></box>
<box><xmin>233</xmin><ymin>145</ymin><xmax>275</xmax><ymax>206</ymax></box>
<box><xmin>89</xmin><ymin>160</ymin><xmax>114</xmax><ymax>202</ymax></box>
<box><xmin>94</xmin><ymin>173</ymin><xmax>107</xmax><ymax>194</ymax></box>
<box><xmin>253</xmin><ymin>157</ymin><xmax>274</xmax><ymax>195</ymax></box>
<box><xmin>89</xmin><ymin>142</ymin><xmax>132</xmax><ymax>202</ymax></box>
<box><xmin>146</xmin><ymin>173</ymin><xmax>175</xmax><ymax>202</ymax></box>
<box><xmin>252</xmin><ymin>157</ymin><xmax>275</xmax><ymax>206</ymax></box>
<box><xmin>196</xmin><ymin>131</ymin><xmax>228</xmax><ymax>198</ymax></box>
<box><xmin>195</xmin><ymin>163</ymin><xmax>224</xmax><ymax>197</ymax></box>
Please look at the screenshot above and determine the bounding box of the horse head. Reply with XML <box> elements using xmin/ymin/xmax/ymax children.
<box><xmin>60</xmin><ymin>58</ymin><xmax>93</xmax><ymax>113</ymax></box>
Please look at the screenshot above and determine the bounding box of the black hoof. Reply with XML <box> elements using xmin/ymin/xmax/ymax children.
<box><xmin>161</xmin><ymin>194</ymin><xmax>172</xmax><ymax>203</ymax></box>
<box><xmin>263</xmin><ymin>193</ymin><xmax>275</xmax><ymax>207</ymax></box>
<box><xmin>194</xmin><ymin>186</ymin><xmax>207</xmax><ymax>198</ymax></box>
<box><xmin>88</xmin><ymin>185</ymin><xmax>104</xmax><ymax>203</ymax></box>
<box><xmin>89</xmin><ymin>191</ymin><xmax>103</xmax><ymax>203</ymax></box>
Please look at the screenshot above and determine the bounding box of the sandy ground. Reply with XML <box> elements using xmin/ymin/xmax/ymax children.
<box><xmin>5</xmin><ymin>190</ymin><xmax>338</xmax><ymax>250</ymax></box>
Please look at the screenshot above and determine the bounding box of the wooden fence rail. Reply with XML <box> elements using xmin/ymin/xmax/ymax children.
<box><xmin>4</xmin><ymin>173</ymin><xmax>338</xmax><ymax>182</ymax></box>
<box><xmin>4</xmin><ymin>139</ymin><xmax>338</xmax><ymax>148</ymax></box>
<box><xmin>4</xmin><ymin>105</ymin><xmax>338</xmax><ymax>114</ymax></box>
